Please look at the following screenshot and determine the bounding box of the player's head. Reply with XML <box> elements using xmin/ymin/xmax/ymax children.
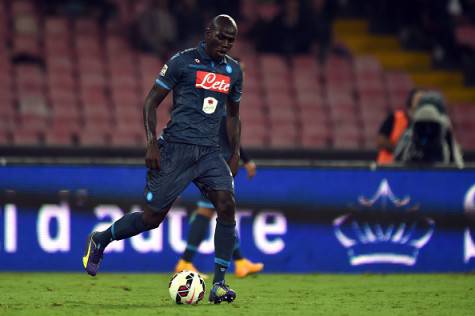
<box><xmin>406</xmin><ymin>88</ymin><xmax>424</xmax><ymax>116</ymax></box>
<box><xmin>205</xmin><ymin>14</ymin><xmax>238</xmax><ymax>61</ymax></box>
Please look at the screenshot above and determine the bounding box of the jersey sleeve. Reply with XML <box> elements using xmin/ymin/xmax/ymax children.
<box><xmin>155</xmin><ymin>54</ymin><xmax>182</xmax><ymax>90</ymax></box>
<box><xmin>228</xmin><ymin>64</ymin><xmax>243</xmax><ymax>103</ymax></box>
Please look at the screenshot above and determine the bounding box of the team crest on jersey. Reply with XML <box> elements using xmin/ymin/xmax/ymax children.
<box><xmin>195</xmin><ymin>71</ymin><xmax>230</xmax><ymax>94</ymax></box>
<box><xmin>202</xmin><ymin>97</ymin><xmax>218</xmax><ymax>114</ymax></box>
<box><xmin>160</xmin><ymin>64</ymin><xmax>168</xmax><ymax>76</ymax></box>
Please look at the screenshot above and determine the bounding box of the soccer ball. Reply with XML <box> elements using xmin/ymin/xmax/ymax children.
<box><xmin>168</xmin><ymin>270</ymin><xmax>206</xmax><ymax>304</ymax></box>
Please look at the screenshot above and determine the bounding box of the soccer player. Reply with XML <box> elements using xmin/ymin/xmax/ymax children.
<box><xmin>175</xmin><ymin>145</ymin><xmax>264</xmax><ymax>278</ymax></box>
<box><xmin>175</xmin><ymin>58</ymin><xmax>263</xmax><ymax>279</ymax></box>
<box><xmin>83</xmin><ymin>15</ymin><xmax>242</xmax><ymax>304</ymax></box>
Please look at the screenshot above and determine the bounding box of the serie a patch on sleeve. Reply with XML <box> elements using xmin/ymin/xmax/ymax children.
<box><xmin>160</xmin><ymin>64</ymin><xmax>168</xmax><ymax>77</ymax></box>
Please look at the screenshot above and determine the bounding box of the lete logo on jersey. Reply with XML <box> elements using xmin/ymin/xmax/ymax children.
<box><xmin>195</xmin><ymin>71</ymin><xmax>230</xmax><ymax>94</ymax></box>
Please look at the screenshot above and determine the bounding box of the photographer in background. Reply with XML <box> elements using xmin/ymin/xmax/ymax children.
<box><xmin>394</xmin><ymin>91</ymin><xmax>464</xmax><ymax>167</ymax></box>
<box><xmin>376</xmin><ymin>89</ymin><xmax>425</xmax><ymax>165</ymax></box>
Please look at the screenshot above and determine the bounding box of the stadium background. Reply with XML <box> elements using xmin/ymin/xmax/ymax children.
<box><xmin>1</xmin><ymin>0</ymin><xmax>475</xmax><ymax>275</ymax></box>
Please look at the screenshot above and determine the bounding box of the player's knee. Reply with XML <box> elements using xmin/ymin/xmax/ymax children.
<box><xmin>142</xmin><ymin>213</ymin><xmax>162</xmax><ymax>229</ymax></box>
<box><xmin>143</xmin><ymin>206</ymin><xmax>168</xmax><ymax>229</ymax></box>
<box><xmin>215</xmin><ymin>196</ymin><xmax>236</xmax><ymax>222</ymax></box>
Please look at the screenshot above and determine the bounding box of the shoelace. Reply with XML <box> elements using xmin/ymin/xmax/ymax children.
<box><xmin>214</xmin><ymin>282</ymin><xmax>230</xmax><ymax>292</ymax></box>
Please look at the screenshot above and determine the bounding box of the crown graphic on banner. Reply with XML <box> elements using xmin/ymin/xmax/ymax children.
<box><xmin>333</xmin><ymin>179</ymin><xmax>435</xmax><ymax>266</ymax></box>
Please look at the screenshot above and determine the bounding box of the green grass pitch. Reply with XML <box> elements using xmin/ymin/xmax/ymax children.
<box><xmin>0</xmin><ymin>273</ymin><xmax>474</xmax><ymax>315</ymax></box>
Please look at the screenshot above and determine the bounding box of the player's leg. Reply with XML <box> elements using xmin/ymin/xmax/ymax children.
<box><xmin>176</xmin><ymin>203</ymin><xmax>264</xmax><ymax>278</ymax></box>
<box><xmin>216</xmin><ymin>129</ymin><xmax>263</xmax><ymax>277</ymax></box>
<box><xmin>92</xmin><ymin>204</ymin><xmax>168</xmax><ymax>247</ymax></box>
<box><xmin>233</xmin><ymin>232</ymin><xmax>264</xmax><ymax>278</ymax></box>
<box><xmin>193</xmin><ymin>148</ymin><xmax>237</xmax><ymax>303</ymax></box>
<box><xmin>207</xmin><ymin>189</ymin><xmax>237</xmax><ymax>303</ymax></box>
<box><xmin>175</xmin><ymin>204</ymin><xmax>214</xmax><ymax>275</ymax></box>
<box><xmin>83</xmin><ymin>141</ymin><xmax>196</xmax><ymax>276</ymax></box>
<box><xmin>83</xmin><ymin>204</ymin><xmax>170</xmax><ymax>276</ymax></box>
<box><xmin>182</xmin><ymin>205</ymin><xmax>214</xmax><ymax>263</ymax></box>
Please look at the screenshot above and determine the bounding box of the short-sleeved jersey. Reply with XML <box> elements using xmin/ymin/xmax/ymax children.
<box><xmin>155</xmin><ymin>41</ymin><xmax>243</xmax><ymax>147</ymax></box>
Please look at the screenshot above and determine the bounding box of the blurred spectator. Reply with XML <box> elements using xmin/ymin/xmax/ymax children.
<box><xmin>365</xmin><ymin>0</ymin><xmax>401</xmax><ymax>34</ymax></box>
<box><xmin>395</xmin><ymin>1</ymin><xmax>433</xmax><ymax>50</ymax></box>
<box><xmin>248</xmin><ymin>7</ymin><xmax>275</xmax><ymax>53</ymax></box>
<box><xmin>460</xmin><ymin>0</ymin><xmax>475</xmax><ymax>23</ymax></box>
<box><xmin>172</xmin><ymin>0</ymin><xmax>204</xmax><ymax>50</ymax></box>
<box><xmin>39</xmin><ymin>0</ymin><xmax>116</xmax><ymax>24</ymax></box>
<box><xmin>394</xmin><ymin>91</ymin><xmax>464</xmax><ymax>167</ymax></box>
<box><xmin>376</xmin><ymin>88</ymin><xmax>425</xmax><ymax>165</ymax></box>
<box><xmin>459</xmin><ymin>0</ymin><xmax>475</xmax><ymax>85</ymax></box>
<box><xmin>201</xmin><ymin>0</ymin><xmax>241</xmax><ymax>22</ymax></box>
<box><xmin>461</xmin><ymin>47</ymin><xmax>475</xmax><ymax>85</ymax></box>
<box><xmin>131</xmin><ymin>0</ymin><xmax>178</xmax><ymax>58</ymax></box>
<box><xmin>308</xmin><ymin>0</ymin><xmax>337</xmax><ymax>62</ymax></box>
<box><xmin>424</xmin><ymin>0</ymin><xmax>460</xmax><ymax>68</ymax></box>
<box><xmin>365</xmin><ymin>0</ymin><xmax>459</xmax><ymax>67</ymax></box>
<box><xmin>251</xmin><ymin>0</ymin><xmax>314</xmax><ymax>56</ymax></box>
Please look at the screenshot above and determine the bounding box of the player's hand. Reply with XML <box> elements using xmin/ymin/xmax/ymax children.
<box><xmin>227</xmin><ymin>153</ymin><xmax>240</xmax><ymax>177</ymax></box>
<box><xmin>244</xmin><ymin>161</ymin><xmax>257</xmax><ymax>179</ymax></box>
<box><xmin>145</xmin><ymin>139</ymin><xmax>161</xmax><ymax>170</ymax></box>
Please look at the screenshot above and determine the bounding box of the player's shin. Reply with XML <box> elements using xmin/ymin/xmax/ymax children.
<box><xmin>182</xmin><ymin>213</ymin><xmax>210</xmax><ymax>262</ymax></box>
<box><xmin>213</xmin><ymin>219</ymin><xmax>236</xmax><ymax>284</ymax></box>
<box><xmin>232</xmin><ymin>231</ymin><xmax>243</xmax><ymax>260</ymax></box>
<box><xmin>94</xmin><ymin>211</ymin><xmax>151</xmax><ymax>249</ymax></box>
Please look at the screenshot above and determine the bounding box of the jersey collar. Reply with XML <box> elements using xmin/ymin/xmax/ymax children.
<box><xmin>197</xmin><ymin>41</ymin><xmax>227</xmax><ymax>65</ymax></box>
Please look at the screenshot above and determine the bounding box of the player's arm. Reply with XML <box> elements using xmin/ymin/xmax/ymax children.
<box><xmin>240</xmin><ymin>147</ymin><xmax>256</xmax><ymax>179</ymax></box>
<box><xmin>143</xmin><ymin>85</ymin><xmax>170</xmax><ymax>169</ymax></box>
<box><xmin>227</xmin><ymin>63</ymin><xmax>243</xmax><ymax>176</ymax></box>
<box><xmin>226</xmin><ymin>99</ymin><xmax>241</xmax><ymax>176</ymax></box>
<box><xmin>144</xmin><ymin>55</ymin><xmax>181</xmax><ymax>169</ymax></box>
